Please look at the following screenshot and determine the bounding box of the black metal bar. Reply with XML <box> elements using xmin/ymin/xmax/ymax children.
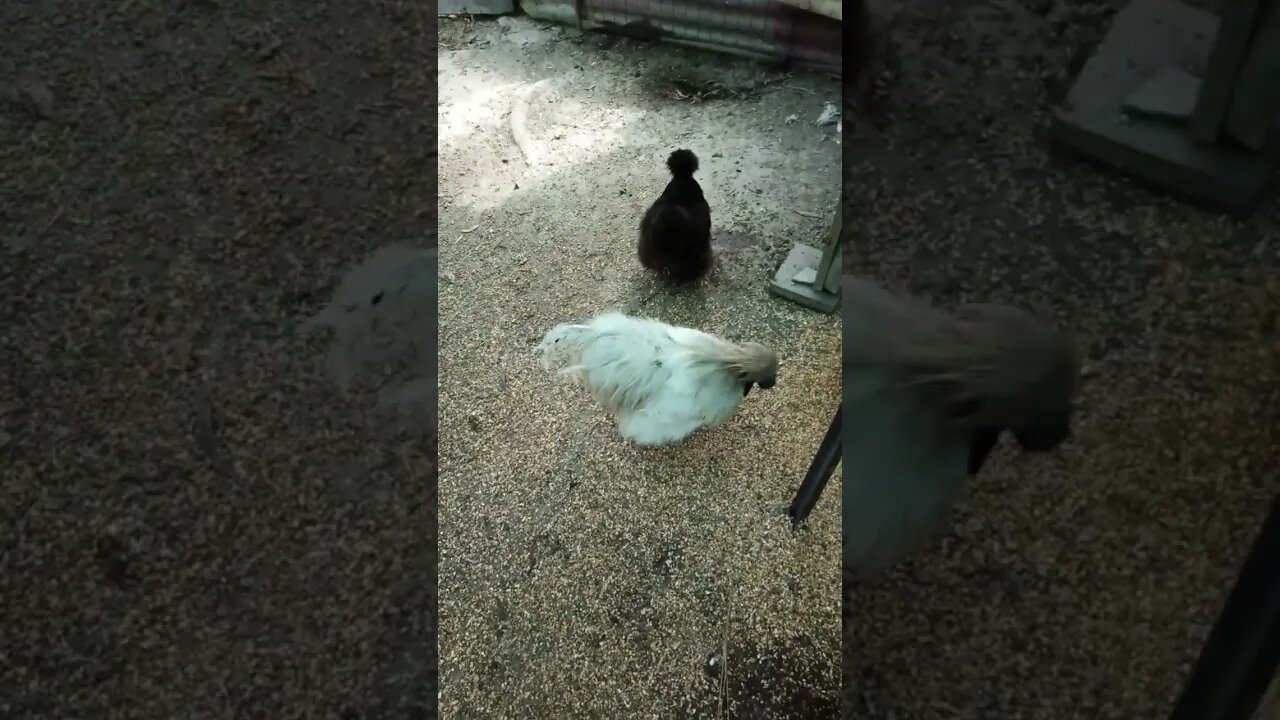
<box><xmin>1168</xmin><ymin>486</ymin><xmax>1280</xmax><ymax>720</ymax></box>
<box><xmin>787</xmin><ymin>403</ymin><xmax>841</xmax><ymax>525</ymax></box>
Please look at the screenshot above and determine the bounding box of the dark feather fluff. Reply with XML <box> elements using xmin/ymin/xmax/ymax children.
<box><xmin>637</xmin><ymin>149</ymin><xmax>713</xmax><ymax>284</ymax></box>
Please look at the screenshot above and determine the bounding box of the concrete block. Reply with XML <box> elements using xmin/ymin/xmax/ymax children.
<box><xmin>1048</xmin><ymin>0</ymin><xmax>1278</xmax><ymax>215</ymax></box>
<box><xmin>1122</xmin><ymin>67</ymin><xmax>1202</xmax><ymax>121</ymax></box>
<box><xmin>768</xmin><ymin>243</ymin><xmax>839</xmax><ymax>314</ymax></box>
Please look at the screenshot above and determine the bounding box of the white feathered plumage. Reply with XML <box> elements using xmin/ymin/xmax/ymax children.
<box><xmin>304</xmin><ymin>245</ymin><xmax>438</xmax><ymax>435</ymax></box>
<box><xmin>535</xmin><ymin>312</ymin><xmax>779</xmax><ymax>447</ymax></box>
<box><xmin>842</xmin><ymin>277</ymin><xmax>1080</xmax><ymax>576</ymax></box>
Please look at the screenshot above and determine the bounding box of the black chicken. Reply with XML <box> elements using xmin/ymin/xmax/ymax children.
<box><xmin>637</xmin><ymin>149</ymin><xmax>713</xmax><ymax>284</ymax></box>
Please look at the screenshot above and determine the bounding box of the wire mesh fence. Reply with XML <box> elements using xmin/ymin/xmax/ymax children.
<box><xmin>525</xmin><ymin>0</ymin><xmax>841</xmax><ymax>73</ymax></box>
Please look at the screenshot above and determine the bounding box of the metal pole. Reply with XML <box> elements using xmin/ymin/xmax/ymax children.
<box><xmin>788</xmin><ymin>403</ymin><xmax>841</xmax><ymax>525</ymax></box>
<box><xmin>1168</xmin><ymin>486</ymin><xmax>1280</xmax><ymax>720</ymax></box>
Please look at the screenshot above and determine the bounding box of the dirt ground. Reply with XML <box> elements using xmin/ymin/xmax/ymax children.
<box><xmin>1</xmin><ymin>2</ymin><xmax>438</xmax><ymax>717</ymax></box>
<box><xmin>843</xmin><ymin>1</ymin><xmax>1279</xmax><ymax>718</ymax></box>
<box><xmin>437</xmin><ymin>16</ymin><xmax>842</xmax><ymax>718</ymax></box>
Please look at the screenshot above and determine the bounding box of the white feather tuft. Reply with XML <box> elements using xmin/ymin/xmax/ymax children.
<box><xmin>306</xmin><ymin>245</ymin><xmax>438</xmax><ymax>435</ymax></box>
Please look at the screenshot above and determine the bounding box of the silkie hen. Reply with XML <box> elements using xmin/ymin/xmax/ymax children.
<box><xmin>304</xmin><ymin>245</ymin><xmax>438</xmax><ymax>435</ymax></box>
<box><xmin>535</xmin><ymin>312</ymin><xmax>778</xmax><ymax>446</ymax></box>
<box><xmin>637</xmin><ymin>149</ymin><xmax>714</xmax><ymax>284</ymax></box>
<box><xmin>841</xmin><ymin>276</ymin><xmax>1080</xmax><ymax>575</ymax></box>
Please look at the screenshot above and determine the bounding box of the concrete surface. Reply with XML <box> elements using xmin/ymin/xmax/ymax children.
<box><xmin>769</xmin><ymin>204</ymin><xmax>841</xmax><ymax>313</ymax></box>
<box><xmin>1121</xmin><ymin>68</ymin><xmax>1201</xmax><ymax>121</ymax></box>
<box><xmin>769</xmin><ymin>243</ymin><xmax>839</xmax><ymax>313</ymax></box>
<box><xmin>437</xmin><ymin>15</ymin><xmax>842</xmax><ymax>718</ymax></box>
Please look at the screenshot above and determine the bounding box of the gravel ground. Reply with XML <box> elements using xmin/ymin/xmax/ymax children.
<box><xmin>843</xmin><ymin>1</ymin><xmax>1279</xmax><ymax>718</ymax></box>
<box><xmin>1261</xmin><ymin>675</ymin><xmax>1280</xmax><ymax>719</ymax></box>
<box><xmin>437</xmin><ymin>17</ymin><xmax>842</xmax><ymax>718</ymax></box>
<box><xmin>1</xmin><ymin>2</ymin><xmax>438</xmax><ymax>717</ymax></box>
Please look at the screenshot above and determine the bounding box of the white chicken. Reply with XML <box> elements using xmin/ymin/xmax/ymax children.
<box><xmin>303</xmin><ymin>244</ymin><xmax>438</xmax><ymax>435</ymax></box>
<box><xmin>842</xmin><ymin>276</ymin><xmax>1080</xmax><ymax>576</ymax></box>
<box><xmin>535</xmin><ymin>312</ymin><xmax>779</xmax><ymax>447</ymax></box>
